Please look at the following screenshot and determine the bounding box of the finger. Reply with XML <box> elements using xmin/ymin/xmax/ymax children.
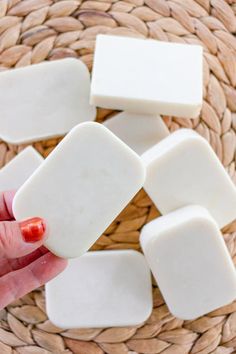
<box><xmin>0</xmin><ymin>246</ymin><xmax>49</xmax><ymax>277</ymax></box>
<box><xmin>0</xmin><ymin>218</ymin><xmax>46</xmax><ymax>259</ymax></box>
<box><xmin>0</xmin><ymin>252</ymin><xmax>67</xmax><ymax>310</ymax></box>
<box><xmin>0</xmin><ymin>191</ymin><xmax>15</xmax><ymax>221</ymax></box>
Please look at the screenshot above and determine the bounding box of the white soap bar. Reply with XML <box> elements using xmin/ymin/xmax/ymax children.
<box><xmin>13</xmin><ymin>123</ymin><xmax>145</xmax><ymax>258</ymax></box>
<box><xmin>46</xmin><ymin>250</ymin><xmax>152</xmax><ymax>328</ymax></box>
<box><xmin>0</xmin><ymin>59</ymin><xmax>96</xmax><ymax>144</ymax></box>
<box><xmin>142</xmin><ymin>129</ymin><xmax>236</xmax><ymax>228</ymax></box>
<box><xmin>91</xmin><ymin>35</ymin><xmax>203</xmax><ymax>118</ymax></box>
<box><xmin>140</xmin><ymin>205</ymin><xmax>236</xmax><ymax>320</ymax></box>
<box><xmin>104</xmin><ymin>112</ymin><xmax>169</xmax><ymax>155</ymax></box>
<box><xmin>0</xmin><ymin>147</ymin><xmax>43</xmax><ymax>191</ymax></box>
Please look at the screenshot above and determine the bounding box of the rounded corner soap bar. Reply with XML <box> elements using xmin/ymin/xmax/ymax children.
<box><xmin>45</xmin><ymin>250</ymin><xmax>153</xmax><ymax>328</ymax></box>
<box><xmin>140</xmin><ymin>205</ymin><xmax>236</xmax><ymax>320</ymax></box>
<box><xmin>0</xmin><ymin>58</ymin><xmax>96</xmax><ymax>144</ymax></box>
<box><xmin>13</xmin><ymin>122</ymin><xmax>145</xmax><ymax>259</ymax></box>
<box><xmin>91</xmin><ymin>35</ymin><xmax>203</xmax><ymax>118</ymax></box>
<box><xmin>0</xmin><ymin>146</ymin><xmax>43</xmax><ymax>192</ymax></box>
<box><xmin>104</xmin><ymin>112</ymin><xmax>169</xmax><ymax>155</ymax></box>
<box><xmin>142</xmin><ymin>129</ymin><xmax>236</xmax><ymax>228</ymax></box>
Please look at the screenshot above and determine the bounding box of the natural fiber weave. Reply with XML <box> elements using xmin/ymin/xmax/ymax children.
<box><xmin>0</xmin><ymin>0</ymin><xmax>236</xmax><ymax>353</ymax></box>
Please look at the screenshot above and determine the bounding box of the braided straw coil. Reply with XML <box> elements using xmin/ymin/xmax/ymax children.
<box><xmin>0</xmin><ymin>0</ymin><xmax>236</xmax><ymax>353</ymax></box>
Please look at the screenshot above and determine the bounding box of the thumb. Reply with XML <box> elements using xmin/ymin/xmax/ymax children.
<box><xmin>0</xmin><ymin>218</ymin><xmax>46</xmax><ymax>259</ymax></box>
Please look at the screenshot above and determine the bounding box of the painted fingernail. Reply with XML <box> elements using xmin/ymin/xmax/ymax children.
<box><xmin>20</xmin><ymin>217</ymin><xmax>46</xmax><ymax>243</ymax></box>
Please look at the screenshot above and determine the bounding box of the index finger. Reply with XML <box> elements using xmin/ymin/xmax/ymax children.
<box><xmin>0</xmin><ymin>191</ymin><xmax>15</xmax><ymax>221</ymax></box>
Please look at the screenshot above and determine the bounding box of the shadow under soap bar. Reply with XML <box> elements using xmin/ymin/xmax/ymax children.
<box><xmin>0</xmin><ymin>58</ymin><xmax>96</xmax><ymax>144</ymax></box>
<box><xmin>13</xmin><ymin>122</ymin><xmax>145</xmax><ymax>258</ymax></box>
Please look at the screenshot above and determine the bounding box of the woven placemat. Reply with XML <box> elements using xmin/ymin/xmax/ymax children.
<box><xmin>0</xmin><ymin>0</ymin><xmax>236</xmax><ymax>353</ymax></box>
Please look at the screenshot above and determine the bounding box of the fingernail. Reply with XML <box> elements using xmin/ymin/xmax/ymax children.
<box><xmin>20</xmin><ymin>217</ymin><xmax>46</xmax><ymax>243</ymax></box>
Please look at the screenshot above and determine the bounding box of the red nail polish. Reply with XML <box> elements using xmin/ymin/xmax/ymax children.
<box><xmin>20</xmin><ymin>217</ymin><xmax>46</xmax><ymax>243</ymax></box>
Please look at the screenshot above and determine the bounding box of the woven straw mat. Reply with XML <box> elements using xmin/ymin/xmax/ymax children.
<box><xmin>0</xmin><ymin>0</ymin><xmax>236</xmax><ymax>353</ymax></box>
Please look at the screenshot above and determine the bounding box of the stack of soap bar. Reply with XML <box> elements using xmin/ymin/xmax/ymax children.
<box><xmin>140</xmin><ymin>205</ymin><xmax>236</xmax><ymax>319</ymax></box>
<box><xmin>91</xmin><ymin>35</ymin><xmax>203</xmax><ymax>118</ymax></box>
<box><xmin>104</xmin><ymin>112</ymin><xmax>169</xmax><ymax>155</ymax></box>
<box><xmin>0</xmin><ymin>59</ymin><xmax>96</xmax><ymax>144</ymax></box>
<box><xmin>13</xmin><ymin>122</ymin><xmax>145</xmax><ymax>258</ymax></box>
<box><xmin>0</xmin><ymin>147</ymin><xmax>43</xmax><ymax>191</ymax></box>
<box><xmin>142</xmin><ymin>129</ymin><xmax>236</xmax><ymax>228</ymax></box>
<box><xmin>46</xmin><ymin>250</ymin><xmax>152</xmax><ymax>328</ymax></box>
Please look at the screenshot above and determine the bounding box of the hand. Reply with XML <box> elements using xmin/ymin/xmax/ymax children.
<box><xmin>0</xmin><ymin>191</ymin><xmax>67</xmax><ymax>310</ymax></box>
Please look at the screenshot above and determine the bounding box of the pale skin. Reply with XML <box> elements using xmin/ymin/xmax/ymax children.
<box><xmin>0</xmin><ymin>191</ymin><xmax>68</xmax><ymax>310</ymax></box>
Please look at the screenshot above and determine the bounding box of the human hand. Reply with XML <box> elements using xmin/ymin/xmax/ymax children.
<box><xmin>0</xmin><ymin>190</ymin><xmax>68</xmax><ymax>310</ymax></box>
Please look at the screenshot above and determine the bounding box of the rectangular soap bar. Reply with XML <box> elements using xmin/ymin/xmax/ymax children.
<box><xmin>140</xmin><ymin>206</ymin><xmax>236</xmax><ymax>320</ymax></box>
<box><xmin>13</xmin><ymin>123</ymin><xmax>145</xmax><ymax>258</ymax></box>
<box><xmin>104</xmin><ymin>112</ymin><xmax>169</xmax><ymax>155</ymax></box>
<box><xmin>91</xmin><ymin>35</ymin><xmax>203</xmax><ymax>118</ymax></box>
<box><xmin>0</xmin><ymin>59</ymin><xmax>96</xmax><ymax>144</ymax></box>
<box><xmin>0</xmin><ymin>147</ymin><xmax>43</xmax><ymax>191</ymax></box>
<box><xmin>46</xmin><ymin>250</ymin><xmax>152</xmax><ymax>328</ymax></box>
<box><xmin>142</xmin><ymin>129</ymin><xmax>236</xmax><ymax>228</ymax></box>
